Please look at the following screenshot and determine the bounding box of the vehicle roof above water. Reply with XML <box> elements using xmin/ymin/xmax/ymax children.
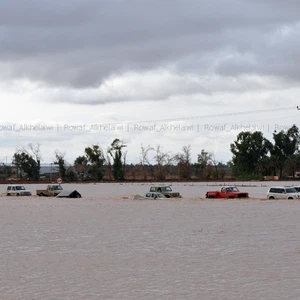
<box><xmin>221</xmin><ymin>186</ymin><xmax>240</xmax><ymax>189</ymax></box>
<box><xmin>269</xmin><ymin>186</ymin><xmax>298</xmax><ymax>189</ymax></box>
<box><xmin>151</xmin><ymin>185</ymin><xmax>172</xmax><ymax>187</ymax></box>
<box><xmin>268</xmin><ymin>186</ymin><xmax>299</xmax><ymax>192</ymax></box>
<box><xmin>7</xmin><ymin>184</ymin><xmax>27</xmax><ymax>187</ymax></box>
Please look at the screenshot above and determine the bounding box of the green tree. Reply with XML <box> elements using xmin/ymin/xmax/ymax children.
<box><xmin>85</xmin><ymin>145</ymin><xmax>105</xmax><ymax>180</ymax></box>
<box><xmin>256</xmin><ymin>156</ymin><xmax>273</xmax><ymax>176</ymax></box>
<box><xmin>74</xmin><ymin>155</ymin><xmax>88</xmax><ymax>178</ymax></box>
<box><xmin>13</xmin><ymin>152</ymin><xmax>40</xmax><ymax>180</ymax></box>
<box><xmin>194</xmin><ymin>149</ymin><xmax>213</xmax><ymax>179</ymax></box>
<box><xmin>230</xmin><ymin>131</ymin><xmax>272</xmax><ymax>176</ymax></box>
<box><xmin>271</xmin><ymin>124</ymin><xmax>300</xmax><ymax>178</ymax></box>
<box><xmin>108</xmin><ymin>139</ymin><xmax>127</xmax><ymax>181</ymax></box>
<box><xmin>12</xmin><ymin>144</ymin><xmax>41</xmax><ymax>180</ymax></box>
<box><xmin>54</xmin><ymin>150</ymin><xmax>66</xmax><ymax>180</ymax></box>
<box><xmin>283</xmin><ymin>153</ymin><xmax>300</xmax><ymax>178</ymax></box>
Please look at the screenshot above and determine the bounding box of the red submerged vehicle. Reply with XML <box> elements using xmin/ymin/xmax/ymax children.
<box><xmin>206</xmin><ymin>186</ymin><xmax>249</xmax><ymax>199</ymax></box>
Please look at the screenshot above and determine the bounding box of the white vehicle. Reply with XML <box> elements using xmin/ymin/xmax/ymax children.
<box><xmin>292</xmin><ymin>186</ymin><xmax>300</xmax><ymax>193</ymax></box>
<box><xmin>144</xmin><ymin>192</ymin><xmax>167</xmax><ymax>200</ymax></box>
<box><xmin>267</xmin><ymin>187</ymin><xmax>300</xmax><ymax>200</ymax></box>
<box><xmin>6</xmin><ymin>185</ymin><xmax>32</xmax><ymax>196</ymax></box>
<box><xmin>36</xmin><ymin>184</ymin><xmax>63</xmax><ymax>197</ymax></box>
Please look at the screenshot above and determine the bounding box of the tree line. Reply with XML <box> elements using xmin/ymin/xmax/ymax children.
<box><xmin>230</xmin><ymin>124</ymin><xmax>300</xmax><ymax>179</ymax></box>
<box><xmin>1</xmin><ymin>125</ymin><xmax>300</xmax><ymax>182</ymax></box>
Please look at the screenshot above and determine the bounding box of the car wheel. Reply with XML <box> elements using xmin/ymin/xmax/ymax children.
<box><xmin>208</xmin><ymin>195</ymin><xmax>214</xmax><ymax>198</ymax></box>
<box><xmin>288</xmin><ymin>197</ymin><xmax>293</xmax><ymax>200</ymax></box>
<box><xmin>269</xmin><ymin>196</ymin><xmax>274</xmax><ymax>199</ymax></box>
<box><xmin>7</xmin><ymin>193</ymin><xmax>11</xmax><ymax>196</ymax></box>
<box><xmin>228</xmin><ymin>196</ymin><xmax>234</xmax><ymax>199</ymax></box>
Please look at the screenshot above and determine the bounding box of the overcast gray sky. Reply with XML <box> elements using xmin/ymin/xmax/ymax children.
<box><xmin>0</xmin><ymin>0</ymin><xmax>299</xmax><ymax>165</ymax></box>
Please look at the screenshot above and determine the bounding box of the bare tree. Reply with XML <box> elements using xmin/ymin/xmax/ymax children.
<box><xmin>153</xmin><ymin>145</ymin><xmax>174</xmax><ymax>180</ymax></box>
<box><xmin>28</xmin><ymin>143</ymin><xmax>42</xmax><ymax>160</ymax></box>
<box><xmin>175</xmin><ymin>145</ymin><xmax>192</xmax><ymax>180</ymax></box>
<box><xmin>140</xmin><ymin>144</ymin><xmax>154</xmax><ymax>180</ymax></box>
<box><xmin>210</xmin><ymin>153</ymin><xmax>219</xmax><ymax>179</ymax></box>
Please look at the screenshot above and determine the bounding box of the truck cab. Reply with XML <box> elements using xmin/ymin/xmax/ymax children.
<box><xmin>36</xmin><ymin>184</ymin><xmax>63</xmax><ymax>196</ymax></box>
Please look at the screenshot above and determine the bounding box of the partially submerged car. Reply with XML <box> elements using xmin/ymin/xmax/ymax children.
<box><xmin>144</xmin><ymin>192</ymin><xmax>167</xmax><ymax>200</ymax></box>
<box><xmin>149</xmin><ymin>186</ymin><xmax>181</xmax><ymax>198</ymax></box>
<box><xmin>267</xmin><ymin>187</ymin><xmax>300</xmax><ymax>200</ymax></box>
<box><xmin>56</xmin><ymin>190</ymin><xmax>82</xmax><ymax>198</ymax></box>
<box><xmin>6</xmin><ymin>185</ymin><xmax>32</xmax><ymax>196</ymax></box>
<box><xmin>292</xmin><ymin>186</ymin><xmax>300</xmax><ymax>193</ymax></box>
<box><xmin>206</xmin><ymin>186</ymin><xmax>249</xmax><ymax>199</ymax></box>
<box><xmin>36</xmin><ymin>184</ymin><xmax>63</xmax><ymax>196</ymax></box>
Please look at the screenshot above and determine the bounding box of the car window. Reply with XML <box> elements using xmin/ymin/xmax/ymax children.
<box><xmin>15</xmin><ymin>186</ymin><xmax>25</xmax><ymax>190</ymax></box>
<box><xmin>286</xmin><ymin>188</ymin><xmax>297</xmax><ymax>193</ymax></box>
<box><xmin>146</xmin><ymin>193</ymin><xmax>151</xmax><ymax>197</ymax></box>
<box><xmin>221</xmin><ymin>188</ymin><xmax>226</xmax><ymax>192</ymax></box>
<box><xmin>163</xmin><ymin>186</ymin><xmax>172</xmax><ymax>191</ymax></box>
<box><xmin>150</xmin><ymin>187</ymin><xmax>155</xmax><ymax>192</ymax></box>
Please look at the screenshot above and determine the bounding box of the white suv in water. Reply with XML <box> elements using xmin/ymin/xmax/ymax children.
<box><xmin>267</xmin><ymin>187</ymin><xmax>300</xmax><ymax>200</ymax></box>
<box><xmin>6</xmin><ymin>185</ymin><xmax>32</xmax><ymax>196</ymax></box>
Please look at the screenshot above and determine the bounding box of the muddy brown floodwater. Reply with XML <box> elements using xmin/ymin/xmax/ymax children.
<box><xmin>0</xmin><ymin>182</ymin><xmax>299</xmax><ymax>299</ymax></box>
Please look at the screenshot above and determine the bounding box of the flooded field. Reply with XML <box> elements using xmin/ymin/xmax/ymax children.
<box><xmin>0</xmin><ymin>182</ymin><xmax>299</xmax><ymax>299</ymax></box>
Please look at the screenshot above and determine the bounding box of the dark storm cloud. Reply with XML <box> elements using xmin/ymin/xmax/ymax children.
<box><xmin>1</xmin><ymin>0</ymin><xmax>300</xmax><ymax>90</ymax></box>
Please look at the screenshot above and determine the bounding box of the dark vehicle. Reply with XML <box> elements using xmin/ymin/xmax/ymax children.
<box><xmin>56</xmin><ymin>190</ymin><xmax>82</xmax><ymax>198</ymax></box>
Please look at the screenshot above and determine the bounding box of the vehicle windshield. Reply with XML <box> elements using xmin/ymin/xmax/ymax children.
<box><xmin>16</xmin><ymin>186</ymin><xmax>26</xmax><ymax>190</ymax></box>
<box><xmin>156</xmin><ymin>193</ymin><xmax>166</xmax><ymax>198</ymax></box>
<box><xmin>53</xmin><ymin>185</ymin><xmax>63</xmax><ymax>190</ymax></box>
<box><xmin>226</xmin><ymin>187</ymin><xmax>239</xmax><ymax>192</ymax></box>
<box><xmin>162</xmin><ymin>186</ymin><xmax>172</xmax><ymax>191</ymax></box>
<box><xmin>286</xmin><ymin>188</ymin><xmax>297</xmax><ymax>193</ymax></box>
